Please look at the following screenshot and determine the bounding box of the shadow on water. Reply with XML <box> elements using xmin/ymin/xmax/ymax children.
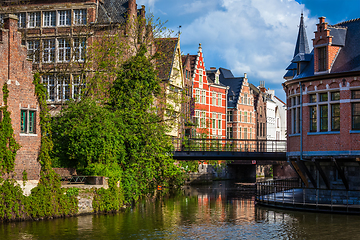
<box><xmin>2</xmin><ymin>180</ymin><xmax>360</xmax><ymax>239</ymax></box>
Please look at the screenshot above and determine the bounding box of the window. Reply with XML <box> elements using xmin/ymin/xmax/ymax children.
<box><xmin>244</xmin><ymin>93</ymin><xmax>248</xmax><ymax>104</ymax></box>
<box><xmin>74</xmin><ymin>9</ymin><xmax>87</xmax><ymax>25</ymax></box>
<box><xmin>309</xmin><ymin>94</ymin><xmax>317</xmax><ymax>103</ymax></box>
<box><xmin>212</xmin><ymin>113</ymin><xmax>216</xmax><ymax>129</ymax></box>
<box><xmin>27</xmin><ymin>40</ymin><xmax>40</xmax><ymax>63</ymax></box>
<box><xmin>244</xmin><ymin>112</ymin><xmax>248</xmax><ymax>123</ymax></box>
<box><xmin>217</xmin><ymin>93</ymin><xmax>221</xmax><ymax>106</ymax></box>
<box><xmin>319</xmin><ymin>92</ymin><xmax>328</xmax><ymax>102</ymax></box>
<box><xmin>212</xmin><ymin>92</ymin><xmax>216</xmax><ymax>106</ymax></box>
<box><xmin>309</xmin><ymin>106</ymin><xmax>317</xmax><ymax>132</ymax></box>
<box><xmin>73</xmin><ymin>75</ymin><xmax>83</xmax><ymax>99</ymax></box>
<box><xmin>201</xmin><ymin>90</ymin><xmax>206</xmax><ymax>104</ymax></box>
<box><xmin>199</xmin><ymin>70</ymin><xmax>203</xmax><ymax>88</ymax></box>
<box><xmin>318</xmin><ymin>47</ymin><xmax>326</xmax><ymax>71</ymax></box>
<box><xmin>331</xmin><ymin>104</ymin><xmax>340</xmax><ymax>131</ymax></box>
<box><xmin>28</xmin><ymin>12</ymin><xmax>41</xmax><ymax>28</ymax></box>
<box><xmin>352</xmin><ymin>90</ymin><xmax>360</xmax><ymax>130</ymax></box>
<box><xmin>217</xmin><ymin>114</ymin><xmax>221</xmax><ymax>129</ymax></box>
<box><xmin>249</xmin><ymin>128</ymin><xmax>252</xmax><ymax>140</ymax></box>
<box><xmin>58</xmin><ymin>38</ymin><xmax>71</xmax><ymax>62</ymax></box>
<box><xmin>320</xmin><ymin>105</ymin><xmax>328</xmax><ymax>132</ymax></box>
<box><xmin>43</xmin><ymin>39</ymin><xmax>55</xmax><ymax>63</ymax></box>
<box><xmin>239</xmin><ymin>111</ymin><xmax>242</xmax><ymax>122</ymax></box>
<box><xmin>244</xmin><ymin>128</ymin><xmax>248</xmax><ymax>139</ymax></box>
<box><xmin>21</xmin><ymin>109</ymin><xmax>36</xmax><ymax>134</ymax></box>
<box><xmin>43</xmin><ymin>11</ymin><xmax>56</xmax><ymax>27</ymax></box>
<box><xmin>215</xmin><ymin>75</ymin><xmax>219</xmax><ymax>84</ymax></box>
<box><xmin>289</xmin><ymin>96</ymin><xmax>300</xmax><ymax>134</ymax></box>
<box><xmin>331</xmin><ymin>92</ymin><xmax>340</xmax><ymax>101</ymax></box>
<box><xmin>42</xmin><ymin>75</ymin><xmax>55</xmax><ymax>101</ymax></box>
<box><xmin>352</xmin><ymin>103</ymin><xmax>360</xmax><ymax>130</ymax></box>
<box><xmin>74</xmin><ymin>38</ymin><xmax>86</xmax><ymax>61</ymax></box>
<box><xmin>195</xmin><ymin>89</ymin><xmax>200</xmax><ymax>103</ymax></box>
<box><xmin>200</xmin><ymin>111</ymin><xmax>206</xmax><ymax>128</ymax></box>
<box><xmin>227</xmin><ymin>127</ymin><xmax>233</xmax><ymax>139</ymax></box>
<box><xmin>227</xmin><ymin>111</ymin><xmax>233</xmax><ymax>122</ymax></box>
<box><xmin>17</xmin><ymin>13</ymin><xmax>26</xmax><ymax>28</ymax></box>
<box><xmin>195</xmin><ymin>111</ymin><xmax>200</xmax><ymax>127</ymax></box>
<box><xmin>352</xmin><ymin>90</ymin><xmax>360</xmax><ymax>99</ymax></box>
<box><xmin>249</xmin><ymin>112</ymin><xmax>252</xmax><ymax>123</ymax></box>
<box><xmin>57</xmin><ymin>75</ymin><xmax>71</xmax><ymax>101</ymax></box>
<box><xmin>59</xmin><ymin>10</ymin><xmax>71</xmax><ymax>26</ymax></box>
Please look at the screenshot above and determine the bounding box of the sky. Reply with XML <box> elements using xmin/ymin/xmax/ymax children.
<box><xmin>137</xmin><ymin>0</ymin><xmax>360</xmax><ymax>101</ymax></box>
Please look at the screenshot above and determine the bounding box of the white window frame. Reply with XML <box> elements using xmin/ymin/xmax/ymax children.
<box><xmin>58</xmin><ymin>38</ymin><xmax>71</xmax><ymax>62</ymax></box>
<box><xmin>43</xmin><ymin>39</ymin><xmax>55</xmax><ymax>63</ymax></box>
<box><xmin>58</xmin><ymin>10</ymin><xmax>71</xmax><ymax>26</ymax></box>
<box><xmin>74</xmin><ymin>9</ymin><xmax>87</xmax><ymax>25</ymax></box>
<box><xmin>73</xmin><ymin>38</ymin><xmax>86</xmax><ymax>61</ymax></box>
<box><xmin>28</xmin><ymin>12</ymin><xmax>41</xmax><ymax>28</ymax></box>
<box><xmin>43</xmin><ymin>11</ymin><xmax>56</xmax><ymax>27</ymax></box>
<box><xmin>27</xmin><ymin>40</ymin><xmax>40</xmax><ymax>63</ymax></box>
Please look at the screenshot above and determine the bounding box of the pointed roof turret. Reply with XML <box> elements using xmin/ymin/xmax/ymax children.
<box><xmin>293</xmin><ymin>13</ymin><xmax>310</xmax><ymax>57</ymax></box>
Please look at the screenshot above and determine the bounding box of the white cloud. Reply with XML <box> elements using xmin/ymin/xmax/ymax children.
<box><xmin>180</xmin><ymin>0</ymin><xmax>318</xmax><ymax>97</ymax></box>
<box><xmin>137</xmin><ymin>0</ymin><xmax>159</xmax><ymax>11</ymax></box>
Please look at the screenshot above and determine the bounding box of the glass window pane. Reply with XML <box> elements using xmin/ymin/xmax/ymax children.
<box><xmin>320</xmin><ymin>93</ymin><xmax>328</xmax><ymax>102</ymax></box>
<box><xmin>20</xmin><ymin>110</ymin><xmax>27</xmax><ymax>133</ymax></box>
<box><xmin>331</xmin><ymin>92</ymin><xmax>340</xmax><ymax>101</ymax></box>
<box><xmin>309</xmin><ymin>94</ymin><xmax>317</xmax><ymax>103</ymax></box>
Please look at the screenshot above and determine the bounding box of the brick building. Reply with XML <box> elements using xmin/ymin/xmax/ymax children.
<box><xmin>284</xmin><ymin>14</ymin><xmax>360</xmax><ymax>190</ymax></box>
<box><xmin>0</xmin><ymin>0</ymin><xmax>147</xmax><ymax>114</ymax></box>
<box><xmin>0</xmin><ymin>15</ymin><xmax>41</xmax><ymax>183</ymax></box>
<box><xmin>187</xmin><ymin>44</ymin><xmax>228</xmax><ymax>138</ymax></box>
<box><xmin>219</xmin><ymin>69</ymin><xmax>255</xmax><ymax>143</ymax></box>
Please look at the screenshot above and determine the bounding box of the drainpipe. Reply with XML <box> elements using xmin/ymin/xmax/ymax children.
<box><xmin>299</xmin><ymin>82</ymin><xmax>303</xmax><ymax>160</ymax></box>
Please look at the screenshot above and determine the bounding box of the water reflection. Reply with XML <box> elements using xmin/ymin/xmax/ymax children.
<box><xmin>2</xmin><ymin>181</ymin><xmax>360</xmax><ymax>239</ymax></box>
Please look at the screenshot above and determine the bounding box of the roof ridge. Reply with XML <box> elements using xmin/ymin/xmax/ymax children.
<box><xmin>332</xmin><ymin>18</ymin><xmax>360</xmax><ymax>26</ymax></box>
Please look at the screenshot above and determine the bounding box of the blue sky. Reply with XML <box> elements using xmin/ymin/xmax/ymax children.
<box><xmin>137</xmin><ymin>0</ymin><xmax>360</xmax><ymax>101</ymax></box>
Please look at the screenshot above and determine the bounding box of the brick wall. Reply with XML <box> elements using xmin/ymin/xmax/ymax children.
<box><xmin>286</xmin><ymin>76</ymin><xmax>360</xmax><ymax>155</ymax></box>
<box><xmin>0</xmin><ymin>15</ymin><xmax>41</xmax><ymax>180</ymax></box>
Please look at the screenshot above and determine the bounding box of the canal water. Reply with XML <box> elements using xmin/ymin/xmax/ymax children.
<box><xmin>2</xmin><ymin>181</ymin><xmax>360</xmax><ymax>240</ymax></box>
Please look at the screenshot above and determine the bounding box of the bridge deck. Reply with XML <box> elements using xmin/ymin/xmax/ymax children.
<box><xmin>172</xmin><ymin>138</ymin><xmax>287</xmax><ymax>162</ymax></box>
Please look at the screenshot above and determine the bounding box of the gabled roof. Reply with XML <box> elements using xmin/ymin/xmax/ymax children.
<box><xmin>97</xmin><ymin>0</ymin><xmax>129</xmax><ymax>24</ymax></box>
<box><xmin>155</xmin><ymin>38</ymin><xmax>178</xmax><ymax>80</ymax></box>
<box><xmin>218</xmin><ymin>68</ymin><xmax>244</xmax><ymax>108</ymax></box>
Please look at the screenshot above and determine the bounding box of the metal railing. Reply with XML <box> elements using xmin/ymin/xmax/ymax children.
<box><xmin>172</xmin><ymin>138</ymin><xmax>287</xmax><ymax>152</ymax></box>
<box><xmin>256</xmin><ymin>178</ymin><xmax>360</xmax><ymax>213</ymax></box>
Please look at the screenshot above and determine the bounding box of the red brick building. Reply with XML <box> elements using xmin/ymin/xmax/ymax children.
<box><xmin>0</xmin><ymin>14</ymin><xmax>41</xmax><ymax>182</ymax></box>
<box><xmin>284</xmin><ymin>14</ymin><xmax>360</xmax><ymax>190</ymax></box>
<box><xmin>188</xmin><ymin>44</ymin><xmax>228</xmax><ymax>138</ymax></box>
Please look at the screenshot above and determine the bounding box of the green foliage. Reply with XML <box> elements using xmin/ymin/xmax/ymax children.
<box><xmin>52</xmin><ymin>45</ymin><xmax>185</xmax><ymax>207</ymax></box>
<box><xmin>0</xmin><ymin>83</ymin><xmax>21</xmax><ymax>174</ymax></box>
<box><xmin>51</xmin><ymin>99</ymin><xmax>125</xmax><ymax>169</ymax></box>
<box><xmin>0</xmin><ymin>179</ymin><xmax>27</xmax><ymax>220</ymax></box>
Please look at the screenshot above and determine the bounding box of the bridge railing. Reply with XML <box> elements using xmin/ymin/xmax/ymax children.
<box><xmin>172</xmin><ymin>138</ymin><xmax>287</xmax><ymax>152</ymax></box>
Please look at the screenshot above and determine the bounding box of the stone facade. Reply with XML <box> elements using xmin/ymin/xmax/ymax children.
<box><xmin>0</xmin><ymin>15</ymin><xmax>41</xmax><ymax>181</ymax></box>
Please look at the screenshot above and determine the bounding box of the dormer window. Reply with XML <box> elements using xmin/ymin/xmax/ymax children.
<box><xmin>215</xmin><ymin>75</ymin><xmax>219</xmax><ymax>84</ymax></box>
<box><xmin>318</xmin><ymin>47</ymin><xmax>327</xmax><ymax>71</ymax></box>
<box><xmin>297</xmin><ymin>63</ymin><xmax>301</xmax><ymax>75</ymax></box>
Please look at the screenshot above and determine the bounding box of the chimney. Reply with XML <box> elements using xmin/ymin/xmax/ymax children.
<box><xmin>244</xmin><ymin>73</ymin><xmax>247</xmax><ymax>79</ymax></box>
<box><xmin>3</xmin><ymin>14</ymin><xmax>18</xmax><ymax>31</ymax></box>
<box><xmin>210</xmin><ymin>67</ymin><xmax>216</xmax><ymax>70</ymax></box>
